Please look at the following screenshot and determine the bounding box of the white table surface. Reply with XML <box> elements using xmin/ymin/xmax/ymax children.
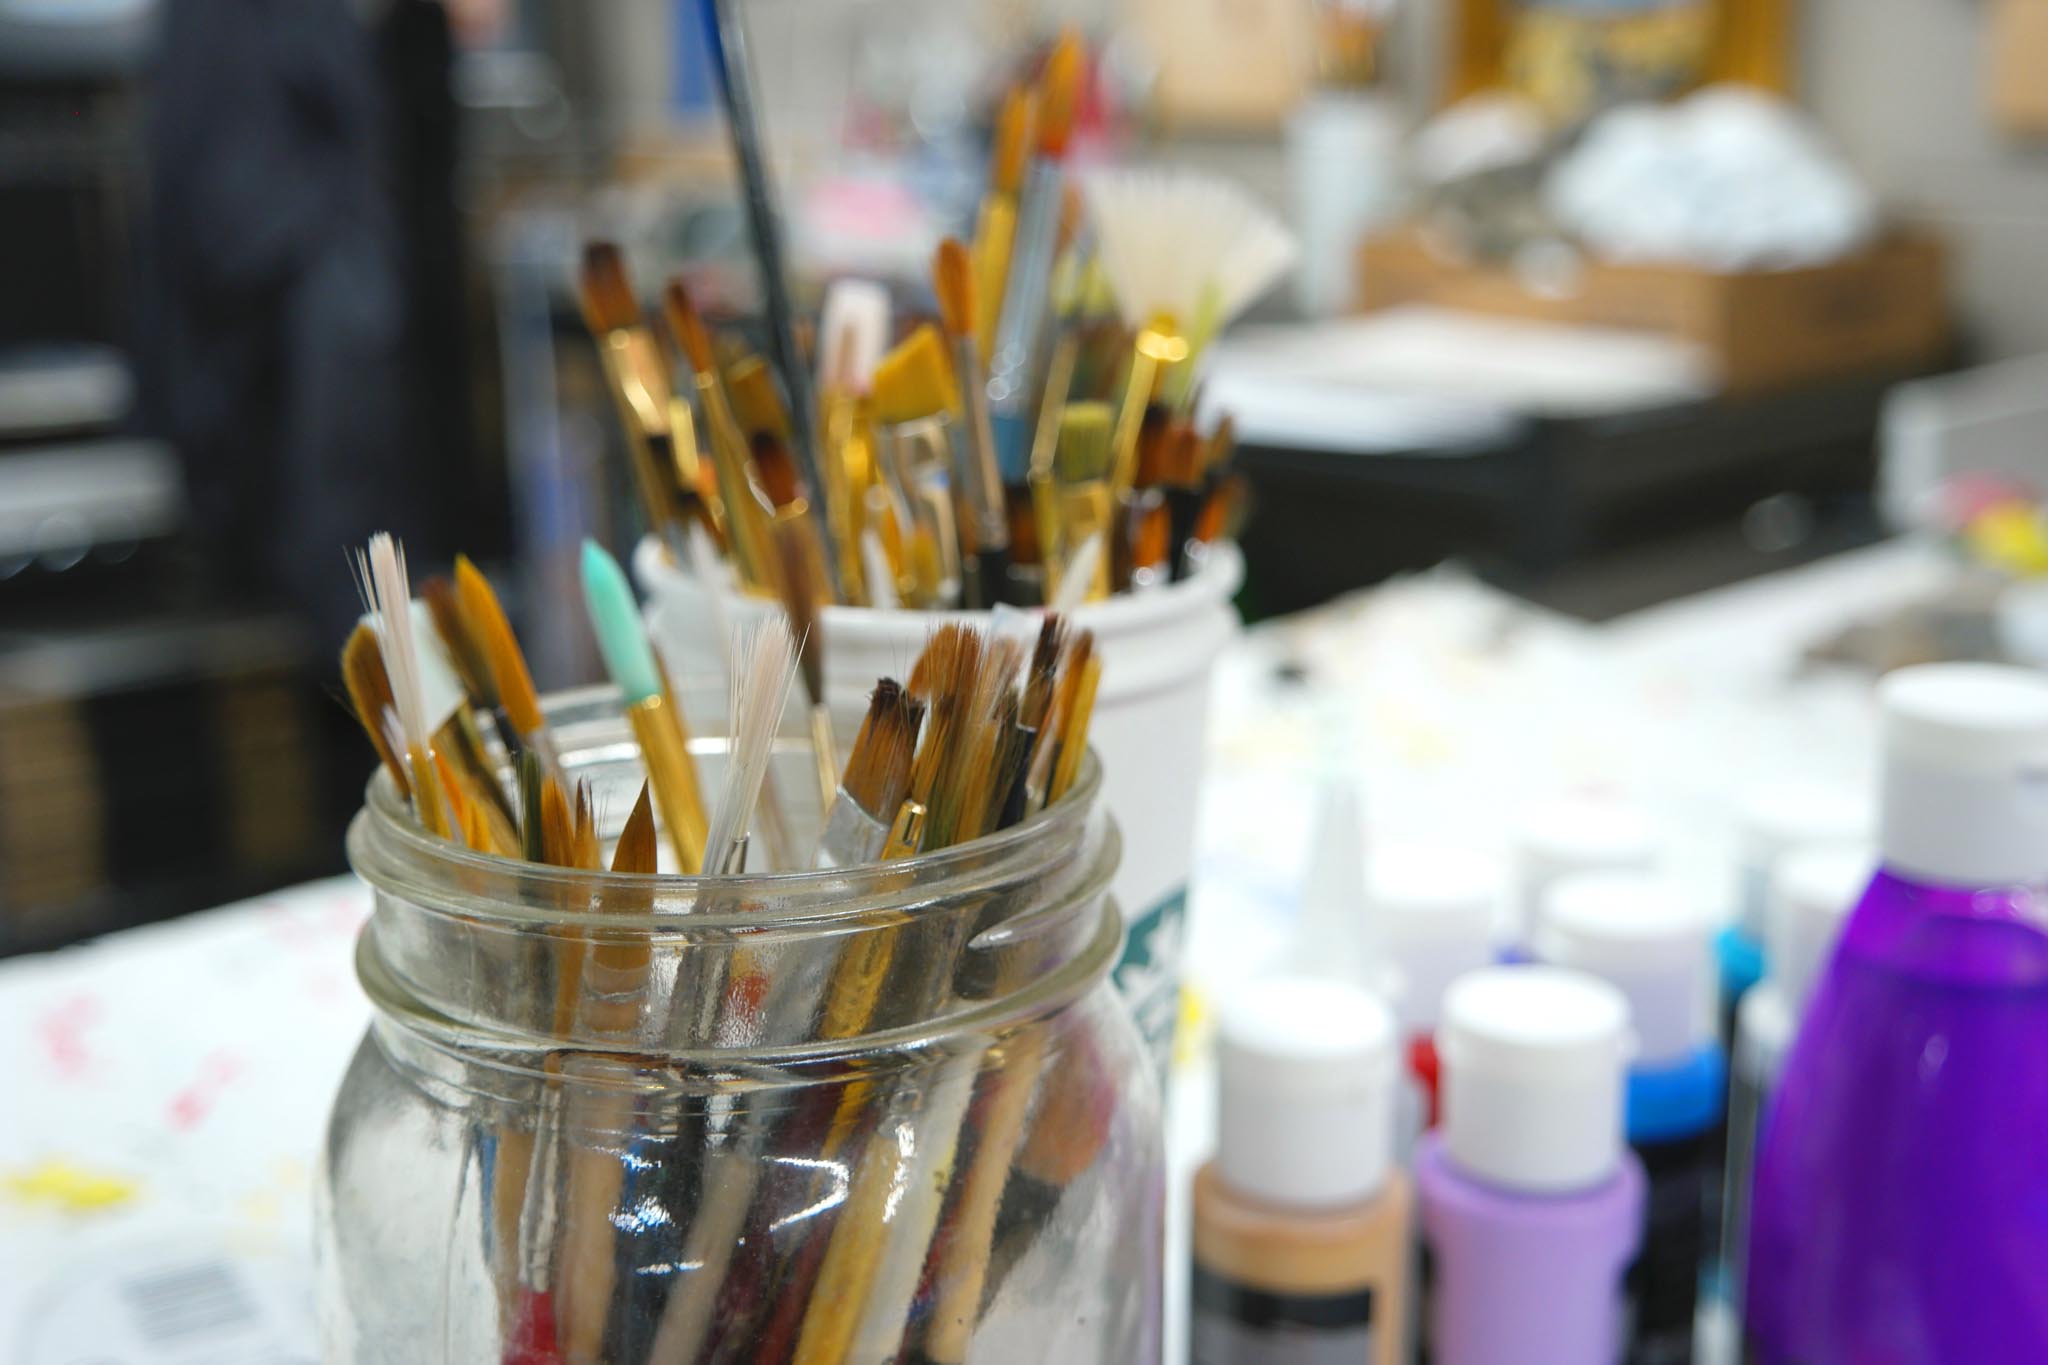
<box><xmin>1</xmin><ymin>537</ymin><xmax>1950</xmax><ymax>1364</ymax></box>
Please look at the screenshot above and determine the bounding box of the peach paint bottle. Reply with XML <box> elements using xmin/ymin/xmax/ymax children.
<box><xmin>1192</xmin><ymin>975</ymin><xmax>1410</xmax><ymax>1364</ymax></box>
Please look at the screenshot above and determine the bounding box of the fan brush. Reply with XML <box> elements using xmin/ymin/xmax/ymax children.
<box><xmin>1082</xmin><ymin>168</ymin><xmax>1296</xmax><ymax>496</ymax></box>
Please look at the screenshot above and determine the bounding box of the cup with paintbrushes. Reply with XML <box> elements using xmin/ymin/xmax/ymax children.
<box><xmin>320</xmin><ymin>540</ymin><xmax>1163</xmax><ymax>1361</ymax></box>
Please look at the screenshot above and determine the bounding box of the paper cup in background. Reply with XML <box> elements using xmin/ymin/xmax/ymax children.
<box><xmin>636</xmin><ymin>536</ymin><xmax>1244</xmax><ymax>1067</ymax></box>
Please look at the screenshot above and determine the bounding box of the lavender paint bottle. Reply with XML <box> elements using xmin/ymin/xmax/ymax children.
<box><xmin>1417</xmin><ymin>966</ymin><xmax>1646</xmax><ymax>1365</ymax></box>
<box><xmin>1746</xmin><ymin>664</ymin><xmax>2048</xmax><ymax>1363</ymax></box>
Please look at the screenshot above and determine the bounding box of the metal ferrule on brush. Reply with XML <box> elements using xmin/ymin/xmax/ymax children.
<box><xmin>876</xmin><ymin>414</ymin><xmax>964</xmax><ymax>607</ymax></box>
<box><xmin>813</xmin><ymin>791</ymin><xmax>893</xmax><ymax>869</ymax></box>
<box><xmin>597</xmin><ymin>329</ymin><xmax>691</xmax><ymax>542</ymax></box>
<box><xmin>950</xmin><ymin>337</ymin><xmax>1009</xmax><ymax>554</ymax></box>
<box><xmin>693</xmin><ymin>370</ymin><xmax>777</xmax><ymax>593</ymax></box>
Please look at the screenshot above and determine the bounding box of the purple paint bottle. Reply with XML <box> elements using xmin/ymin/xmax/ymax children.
<box><xmin>1417</xmin><ymin>966</ymin><xmax>1646</xmax><ymax>1365</ymax></box>
<box><xmin>1746</xmin><ymin>664</ymin><xmax>2048</xmax><ymax>1364</ymax></box>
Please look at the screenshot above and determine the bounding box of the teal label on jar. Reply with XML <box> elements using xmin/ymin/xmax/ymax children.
<box><xmin>1113</xmin><ymin>885</ymin><xmax>1187</xmax><ymax>1067</ymax></box>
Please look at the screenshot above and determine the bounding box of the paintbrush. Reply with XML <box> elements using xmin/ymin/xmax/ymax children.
<box><xmin>341</xmin><ymin>622</ymin><xmax>410</xmax><ymax>804</ymax></box>
<box><xmin>935</xmin><ymin>237</ymin><xmax>1012</xmax><ymax>607</ymax></box>
<box><xmin>699</xmin><ymin>615</ymin><xmax>797</xmax><ymax>883</ymax></box>
<box><xmin>788</xmin><ymin>633</ymin><xmax>1017</xmax><ymax>1363</ymax></box>
<box><xmin>1151</xmin><ymin>418</ymin><xmax>1202</xmax><ymax>582</ymax></box>
<box><xmin>453</xmin><ymin>555</ymin><xmax>565</xmax><ymax>784</ymax></box>
<box><xmin>1048</xmin><ymin>402</ymin><xmax>1115</xmax><ymax>605</ymax></box>
<box><xmin>749</xmin><ymin>686</ymin><xmax>927</xmax><ymax>1360</ymax></box>
<box><xmin>354</xmin><ymin>535</ymin><xmax>456</xmax><ymax>837</ymax></box>
<box><xmin>751</xmin><ymin>435</ymin><xmax>841</xmax><ymax>812</ymax></box>
<box><xmin>503</xmin><ymin>764</ymin><xmax>611</xmax><ymax>1365</ymax></box>
<box><xmin>696</xmin><ymin>0</ymin><xmax>840</xmax><ymax>592</ymax></box>
<box><xmin>550</xmin><ymin>780</ymin><xmax>658</xmax><ymax>1364</ymax></box>
<box><xmin>816</xmin><ymin>280</ymin><xmax>892</xmax><ymax>602</ymax></box>
<box><xmin>1082</xmin><ymin>168</ymin><xmax>1295</xmax><ymax>503</ymax></box>
<box><xmin>727</xmin><ymin>351</ymin><xmax>794</xmax><ymax>448</ymax></box>
<box><xmin>578</xmin><ymin>242</ymin><xmax>706</xmax><ymax>553</ymax></box>
<box><xmin>872</xmin><ymin>324</ymin><xmax>965</xmax><ymax>609</ymax></box>
<box><xmin>1020</xmin><ymin>328</ymin><xmax>1079</xmax><ymax>596</ymax></box>
<box><xmin>898</xmin><ymin>634</ymin><xmax>1106</xmax><ymax>1365</ymax></box>
<box><xmin>972</xmin><ymin>84</ymin><xmax>1035</xmax><ymax>363</ymax></box>
<box><xmin>1050</xmin><ymin>647</ymin><xmax>1101</xmax><ymax>803</ymax></box>
<box><xmin>580</xmin><ymin>539</ymin><xmax>710</xmax><ymax>873</ymax></box>
<box><xmin>815</xmin><ymin>678</ymin><xmax>922</xmax><ymax>869</ymax></box>
<box><xmin>905</xmin><ymin>623</ymin><xmax>984</xmax><ymax>849</ymax></box>
<box><xmin>861</xmin><ymin>526</ymin><xmax>901</xmax><ymax>609</ymax></box>
<box><xmin>406</xmin><ymin>602</ymin><xmax>521</xmax><ymax>851</ymax></box>
<box><xmin>645</xmin><ymin>618</ymin><xmax>798</xmax><ymax>1365</ymax></box>
<box><xmin>421</xmin><ymin>572</ymin><xmax>529</xmax><ymax>778</ymax></box>
<box><xmin>661</xmin><ymin>276</ymin><xmax>779</xmax><ymax>592</ymax></box>
<box><xmin>1020</xmin><ymin>629</ymin><xmax>1093</xmax><ymax>817</ymax></box>
<box><xmin>986</xmin><ymin>30</ymin><xmax>1085</xmax><ymax>485</ymax></box>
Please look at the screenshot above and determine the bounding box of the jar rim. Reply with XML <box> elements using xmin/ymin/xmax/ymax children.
<box><xmin>347</xmin><ymin>685</ymin><xmax>1107</xmax><ymax>935</ymax></box>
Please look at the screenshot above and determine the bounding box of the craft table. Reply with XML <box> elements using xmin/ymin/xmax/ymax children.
<box><xmin>1</xmin><ymin>537</ymin><xmax>1951</xmax><ymax>1363</ymax></box>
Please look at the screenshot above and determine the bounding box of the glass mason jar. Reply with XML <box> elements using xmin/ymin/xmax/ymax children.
<box><xmin>316</xmin><ymin>691</ymin><xmax>1164</xmax><ymax>1363</ymax></box>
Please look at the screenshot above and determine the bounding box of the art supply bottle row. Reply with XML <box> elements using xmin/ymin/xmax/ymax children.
<box><xmin>1200</xmin><ymin>661</ymin><xmax>2048</xmax><ymax>1364</ymax></box>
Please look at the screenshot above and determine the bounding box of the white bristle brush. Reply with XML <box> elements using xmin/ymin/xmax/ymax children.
<box><xmin>817</xmin><ymin>278</ymin><xmax>892</xmax><ymax>397</ymax></box>
<box><xmin>1084</xmin><ymin>169</ymin><xmax>1297</xmax><ymax>488</ymax></box>
<box><xmin>703</xmin><ymin>616</ymin><xmax>798</xmax><ymax>874</ymax></box>
<box><xmin>355</xmin><ymin>533</ymin><xmax>448</xmax><ymax>833</ymax></box>
<box><xmin>1082</xmin><ymin>167</ymin><xmax>1297</xmax><ymax>338</ymax></box>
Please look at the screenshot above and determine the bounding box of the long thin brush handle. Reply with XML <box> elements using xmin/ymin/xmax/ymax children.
<box><xmin>987</xmin><ymin>161</ymin><xmax>1064</xmax><ymax>481</ymax></box>
<box><xmin>700</xmin><ymin>0</ymin><xmax>841</xmax><ymax>596</ymax></box>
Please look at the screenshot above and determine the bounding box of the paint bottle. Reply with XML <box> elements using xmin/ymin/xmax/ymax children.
<box><xmin>1416</xmin><ymin>966</ymin><xmax>1645</xmax><ymax>1365</ymax></box>
<box><xmin>1536</xmin><ymin>873</ymin><xmax>1722</xmax><ymax>1365</ymax></box>
<box><xmin>1718</xmin><ymin>840</ymin><xmax>1868</xmax><ymax>1321</ymax></box>
<box><xmin>1509</xmin><ymin>796</ymin><xmax>1656</xmax><ymax>959</ymax></box>
<box><xmin>1747</xmin><ymin>665</ymin><xmax>2048</xmax><ymax>1362</ymax></box>
<box><xmin>1369</xmin><ymin>843</ymin><xmax>1499</xmax><ymax>1135</ymax></box>
<box><xmin>1193</xmin><ymin>975</ymin><xmax>1410</xmax><ymax>1365</ymax></box>
<box><xmin>1717</xmin><ymin>781</ymin><xmax>1871</xmax><ymax>1043</ymax></box>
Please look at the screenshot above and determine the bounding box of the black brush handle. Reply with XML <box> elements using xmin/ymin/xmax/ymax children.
<box><xmin>700</xmin><ymin>0</ymin><xmax>842</xmax><ymax>597</ymax></box>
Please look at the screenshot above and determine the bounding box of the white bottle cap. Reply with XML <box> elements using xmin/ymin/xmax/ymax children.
<box><xmin>1879</xmin><ymin>664</ymin><xmax>2048</xmax><ymax>887</ymax></box>
<box><xmin>1534</xmin><ymin>872</ymin><xmax>1710</xmax><ymax>1068</ymax></box>
<box><xmin>1512</xmin><ymin>796</ymin><xmax>1657</xmax><ymax>943</ymax></box>
<box><xmin>1369</xmin><ymin>844</ymin><xmax>1500</xmax><ymax>1035</ymax></box>
<box><xmin>1733</xmin><ymin>981</ymin><xmax>1796</xmax><ymax>1091</ymax></box>
<box><xmin>1216</xmin><ymin>975</ymin><xmax>1399</xmax><ymax>1209</ymax></box>
<box><xmin>1290</xmin><ymin>778</ymin><xmax>1372</xmax><ymax>986</ymax></box>
<box><xmin>1439</xmin><ymin>966</ymin><xmax>1631</xmax><ymax>1194</ymax></box>
<box><xmin>1734</xmin><ymin>780</ymin><xmax>1874</xmax><ymax>938</ymax></box>
<box><xmin>1766</xmin><ymin>842</ymin><xmax>1871</xmax><ymax>1013</ymax></box>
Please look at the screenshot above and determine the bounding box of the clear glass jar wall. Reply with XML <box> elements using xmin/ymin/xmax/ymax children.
<box><xmin>316</xmin><ymin>691</ymin><xmax>1164</xmax><ymax>1363</ymax></box>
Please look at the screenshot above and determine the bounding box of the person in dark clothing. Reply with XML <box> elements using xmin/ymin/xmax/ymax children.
<box><xmin>136</xmin><ymin>0</ymin><xmax>469</xmax><ymax>649</ymax></box>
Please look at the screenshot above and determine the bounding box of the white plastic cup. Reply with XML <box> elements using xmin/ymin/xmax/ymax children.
<box><xmin>635</xmin><ymin>536</ymin><xmax>1245</xmax><ymax>1064</ymax></box>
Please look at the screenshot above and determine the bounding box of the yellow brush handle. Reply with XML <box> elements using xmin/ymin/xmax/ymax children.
<box><xmin>626</xmin><ymin>697</ymin><xmax>708</xmax><ymax>874</ymax></box>
<box><xmin>972</xmin><ymin>196</ymin><xmax>1018</xmax><ymax>363</ymax></box>
<box><xmin>1108</xmin><ymin>322</ymin><xmax>1188</xmax><ymax>498</ymax></box>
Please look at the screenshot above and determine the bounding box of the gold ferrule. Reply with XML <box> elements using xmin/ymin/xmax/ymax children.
<box><xmin>694</xmin><ymin>370</ymin><xmax>778</xmax><ymax>593</ymax></box>
<box><xmin>625</xmin><ymin>694</ymin><xmax>708</xmax><ymax>874</ymax></box>
<box><xmin>666</xmin><ymin>395</ymin><xmax>723</xmax><ymax>544</ymax></box>
<box><xmin>605</xmin><ymin>329</ymin><xmax>674</xmax><ymax>438</ymax></box>
<box><xmin>878</xmin><ymin>415</ymin><xmax>963</xmax><ymax>607</ymax></box>
<box><xmin>1053</xmin><ymin>482</ymin><xmax>1113</xmax><ymax>602</ymax></box>
<box><xmin>1108</xmin><ymin>318</ymin><xmax>1186</xmax><ymax>498</ymax></box>
<box><xmin>599</xmin><ymin>333</ymin><xmax>690</xmax><ymax>539</ymax></box>
<box><xmin>819</xmin><ymin>391</ymin><xmax>867</xmax><ymax>600</ymax></box>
